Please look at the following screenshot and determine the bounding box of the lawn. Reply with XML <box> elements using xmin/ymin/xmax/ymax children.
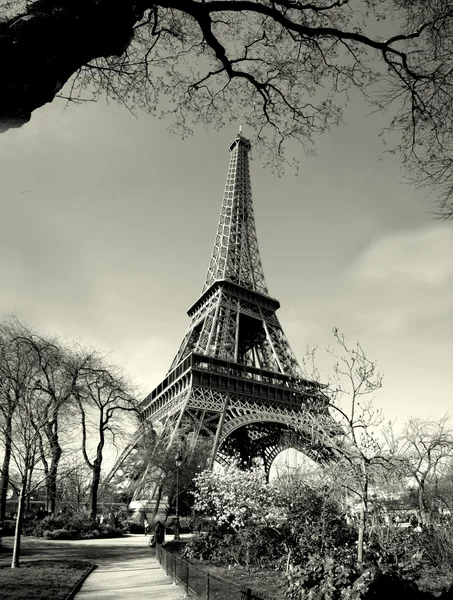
<box><xmin>0</xmin><ymin>560</ymin><xmax>94</xmax><ymax>600</ymax></box>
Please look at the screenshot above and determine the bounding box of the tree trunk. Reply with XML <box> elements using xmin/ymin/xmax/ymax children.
<box><xmin>11</xmin><ymin>484</ymin><xmax>26</xmax><ymax>568</ymax></box>
<box><xmin>418</xmin><ymin>479</ymin><xmax>428</xmax><ymax>526</ymax></box>
<box><xmin>0</xmin><ymin>414</ymin><xmax>13</xmax><ymax>520</ymax></box>
<box><xmin>26</xmin><ymin>460</ymin><xmax>36</xmax><ymax>513</ymax></box>
<box><xmin>0</xmin><ymin>0</ymin><xmax>146</xmax><ymax>131</ymax></box>
<box><xmin>89</xmin><ymin>464</ymin><xmax>102</xmax><ymax>522</ymax></box>
<box><xmin>35</xmin><ymin>429</ymin><xmax>49</xmax><ymax>513</ymax></box>
<box><xmin>357</xmin><ymin>461</ymin><xmax>369</xmax><ymax>566</ymax></box>
<box><xmin>47</xmin><ymin>434</ymin><xmax>62</xmax><ymax>514</ymax></box>
<box><xmin>357</xmin><ymin>501</ymin><xmax>367</xmax><ymax>566</ymax></box>
<box><xmin>151</xmin><ymin>483</ymin><xmax>164</xmax><ymax>523</ymax></box>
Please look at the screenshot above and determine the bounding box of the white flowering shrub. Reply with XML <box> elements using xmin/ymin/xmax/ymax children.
<box><xmin>183</xmin><ymin>465</ymin><xmax>291</xmax><ymax>567</ymax></box>
<box><xmin>192</xmin><ymin>465</ymin><xmax>282</xmax><ymax>531</ymax></box>
<box><xmin>186</xmin><ymin>464</ymin><xmax>355</xmax><ymax>571</ymax></box>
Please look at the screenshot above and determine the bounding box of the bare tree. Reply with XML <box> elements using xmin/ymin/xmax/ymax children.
<box><xmin>75</xmin><ymin>356</ymin><xmax>138</xmax><ymax>521</ymax></box>
<box><xmin>0</xmin><ymin>326</ymin><xmax>49</xmax><ymax>567</ymax></box>
<box><xmin>0</xmin><ymin>319</ymin><xmax>141</xmax><ymax>524</ymax></box>
<box><xmin>17</xmin><ymin>333</ymin><xmax>91</xmax><ymax>514</ymax></box>
<box><xmin>8</xmin><ymin>397</ymin><xmax>50</xmax><ymax>567</ymax></box>
<box><xmin>0</xmin><ymin>323</ymin><xmax>21</xmax><ymax>521</ymax></box>
<box><xmin>1</xmin><ymin>1</ymin><xmax>453</xmax><ymax>214</ymax></box>
<box><xmin>56</xmin><ymin>458</ymin><xmax>92</xmax><ymax>513</ymax></box>
<box><xmin>6</xmin><ymin>406</ymin><xmax>87</xmax><ymax>565</ymax></box>
<box><xmin>394</xmin><ymin>415</ymin><xmax>453</xmax><ymax>525</ymax></box>
<box><xmin>0</xmin><ymin>320</ymin><xmax>92</xmax><ymax>514</ymax></box>
<box><xmin>303</xmin><ymin>329</ymin><xmax>388</xmax><ymax>565</ymax></box>
<box><xmin>0</xmin><ymin>320</ymin><xmax>50</xmax><ymax>521</ymax></box>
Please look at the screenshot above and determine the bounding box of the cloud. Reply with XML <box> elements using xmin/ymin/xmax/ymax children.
<box><xmin>340</xmin><ymin>224</ymin><xmax>453</xmax><ymax>336</ymax></box>
<box><xmin>351</xmin><ymin>224</ymin><xmax>453</xmax><ymax>285</ymax></box>
<box><xmin>283</xmin><ymin>223</ymin><xmax>453</xmax><ymax>423</ymax></box>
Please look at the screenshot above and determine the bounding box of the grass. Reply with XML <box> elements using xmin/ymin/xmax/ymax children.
<box><xmin>0</xmin><ymin>560</ymin><xmax>93</xmax><ymax>600</ymax></box>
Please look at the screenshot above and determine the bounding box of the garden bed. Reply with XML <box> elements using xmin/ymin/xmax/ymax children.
<box><xmin>163</xmin><ymin>540</ymin><xmax>286</xmax><ymax>600</ymax></box>
<box><xmin>200</xmin><ymin>563</ymin><xmax>286</xmax><ymax>600</ymax></box>
<box><xmin>162</xmin><ymin>540</ymin><xmax>453</xmax><ymax>600</ymax></box>
<box><xmin>0</xmin><ymin>559</ymin><xmax>94</xmax><ymax>600</ymax></box>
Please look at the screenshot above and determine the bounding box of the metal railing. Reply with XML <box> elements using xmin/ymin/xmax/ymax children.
<box><xmin>156</xmin><ymin>543</ymin><xmax>276</xmax><ymax>600</ymax></box>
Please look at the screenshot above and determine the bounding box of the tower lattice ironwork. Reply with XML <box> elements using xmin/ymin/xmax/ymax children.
<box><xmin>108</xmin><ymin>133</ymin><xmax>333</xmax><ymax>502</ymax></box>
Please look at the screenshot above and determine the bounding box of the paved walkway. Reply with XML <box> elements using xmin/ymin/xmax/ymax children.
<box><xmin>0</xmin><ymin>534</ymin><xmax>186</xmax><ymax>599</ymax></box>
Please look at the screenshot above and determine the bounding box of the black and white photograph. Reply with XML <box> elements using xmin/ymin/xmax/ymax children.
<box><xmin>1</xmin><ymin>2</ymin><xmax>453</xmax><ymax>599</ymax></box>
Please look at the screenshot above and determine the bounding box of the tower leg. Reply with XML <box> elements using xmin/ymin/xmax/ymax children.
<box><xmin>166</xmin><ymin>392</ymin><xmax>191</xmax><ymax>450</ymax></box>
<box><xmin>208</xmin><ymin>398</ymin><xmax>230</xmax><ymax>469</ymax></box>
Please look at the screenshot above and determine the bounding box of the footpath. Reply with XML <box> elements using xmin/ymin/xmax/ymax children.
<box><xmin>0</xmin><ymin>534</ymin><xmax>186</xmax><ymax>600</ymax></box>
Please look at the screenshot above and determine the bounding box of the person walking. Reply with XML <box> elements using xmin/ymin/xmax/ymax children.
<box><xmin>154</xmin><ymin>520</ymin><xmax>165</xmax><ymax>545</ymax></box>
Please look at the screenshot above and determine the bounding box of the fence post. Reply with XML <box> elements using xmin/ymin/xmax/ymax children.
<box><xmin>173</xmin><ymin>553</ymin><xmax>177</xmax><ymax>584</ymax></box>
<box><xmin>186</xmin><ymin>560</ymin><xmax>189</xmax><ymax>595</ymax></box>
<box><xmin>206</xmin><ymin>572</ymin><xmax>210</xmax><ymax>600</ymax></box>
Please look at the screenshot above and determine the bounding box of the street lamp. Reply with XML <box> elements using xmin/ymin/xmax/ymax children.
<box><xmin>174</xmin><ymin>451</ymin><xmax>183</xmax><ymax>540</ymax></box>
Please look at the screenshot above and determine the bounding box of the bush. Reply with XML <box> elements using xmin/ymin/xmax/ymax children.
<box><xmin>283</xmin><ymin>487</ymin><xmax>356</xmax><ymax>564</ymax></box>
<box><xmin>186</xmin><ymin>475</ymin><xmax>355</xmax><ymax>571</ymax></box>
<box><xmin>96</xmin><ymin>524</ymin><xmax>125</xmax><ymax>538</ymax></box>
<box><xmin>182</xmin><ymin>533</ymin><xmax>209</xmax><ymax>560</ymax></box>
<box><xmin>0</xmin><ymin>519</ymin><xmax>16</xmax><ymax>536</ymax></box>
<box><xmin>365</xmin><ymin>527</ymin><xmax>424</xmax><ymax>580</ymax></box>
<box><xmin>43</xmin><ymin>529</ymin><xmax>75</xmax><ymax>540</ymax></box>
<box><xmin>286</xmin><ymin>553</ymin><xmax>359</xmax><ymax>600</ymax></box>
<box><xmin>286</xmin><ymin>556</ymin><xmax>422</xmax><ymax>600</ymax></box>
<box><xmin>126</xmin><ymin>520</ymin><xmax>144</xmax><ymax>534</ymax></box>
<box><xmin>22</xmin><ymin>512</ymin><xmax>126</xmax><ymax>540</ymax></box>
<box><xmin>164</xmin><ymin>516</ymin><xmax>193</xmax><ymax>534</ymax></box>
<box><xmin>183</xmin><ymin>522</ymin><xmax>291</xmax><ymax>569</ymax></box>
<box><xmin>183</xmin><ymin>529</ymin><xmax>233</xmax><ymax>562</ymax></box>
<box><xmin>285</xmin><ymin>524</ymin><xmax>450</xmax><ymax>600</ymax></box>
<box><xmin>418</xmin><ymin>526</ymin><xmax>453</xmax><ymax>570</ymax></box>
<box><xmin>187</xmin><ymin>514</ymin><xmax>212</xmax><ymax>533</ymax></box>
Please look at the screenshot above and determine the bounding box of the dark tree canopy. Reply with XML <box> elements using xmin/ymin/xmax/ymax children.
<box><xmin>1</xmin><ymin>0</ymin><xmax>453</xmax><ymax>216</ymax></box>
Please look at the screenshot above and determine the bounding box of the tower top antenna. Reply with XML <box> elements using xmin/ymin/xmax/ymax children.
<box><xmin>239</xmin><ymin>124</ymin><xmax>242</xmax><ymax>134</ymax></box>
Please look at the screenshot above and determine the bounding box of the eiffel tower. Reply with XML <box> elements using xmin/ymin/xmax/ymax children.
<box><xmin>122</xmin><ymin>130</ymin><xmax>331</xmax><ymax>481</ymax></box>
<box><xmin>107</xmin><ymin>133</ymin><xmax>332</xmax><ymax>506</ymax></box>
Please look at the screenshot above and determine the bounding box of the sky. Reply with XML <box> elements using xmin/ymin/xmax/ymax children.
<box><xmin>1</xmin><ymin>90</ymin><xmax>452</xmax><ymax>447</ymax></box>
